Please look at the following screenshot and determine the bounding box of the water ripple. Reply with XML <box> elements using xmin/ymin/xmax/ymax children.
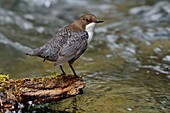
<box><xmin>140</xmin><ymin>65</ymin><xmax>170</xmax><ymax>74</ymax></box>
<box><xmin>129</xmin><ymin>1</ymin><xmax>170</xmax><ymax>22</ymax></box>
<box><xmin>0</xmin><ymin>8</ymin><xmax>33</xmax><ymax>30</ymax></box>
<box><xmin>0</xmin><ymin>34</ymin><xmax>31</xmax><ymax>53</ymax></box>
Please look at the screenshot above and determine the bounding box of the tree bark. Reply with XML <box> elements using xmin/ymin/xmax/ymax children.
<box><xmin>0</xmin><ymin>74</ymin><xmax>86</xmax><ymax>111</ymax></box>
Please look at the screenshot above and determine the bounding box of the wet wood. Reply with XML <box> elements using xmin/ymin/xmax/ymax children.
<box><xmin>0</xmin><ymin>74</ymin><xmax>86</xmax><ymax>111</ymax></box>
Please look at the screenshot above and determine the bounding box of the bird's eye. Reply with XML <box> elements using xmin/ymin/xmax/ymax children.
<box><xmin>86</xmin><ymin>19</ymin><xmax>89</xmax><ymax>22</ymax></box>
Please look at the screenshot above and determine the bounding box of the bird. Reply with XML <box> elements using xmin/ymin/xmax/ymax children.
<box><xmin>26</xmin><ymin>14</ymin><xmax>103</xmax><ymax>77</ymax></box>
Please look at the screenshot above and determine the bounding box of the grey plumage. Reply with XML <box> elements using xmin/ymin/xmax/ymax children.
<box><xmin>27</xmin><ymin>26</ymin><xmax>88</xmax><ymax>66</ymax></box>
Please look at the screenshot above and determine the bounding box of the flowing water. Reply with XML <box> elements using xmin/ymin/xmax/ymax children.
<box><xmin>1</xmin><ymin>0</ymin><xmax>170</xmax><ymax>112</ymax></box>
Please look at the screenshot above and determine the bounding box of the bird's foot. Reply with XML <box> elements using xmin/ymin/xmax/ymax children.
<box><xmin>74</xmin><ymin>74</ymin><xmax>80</xmax><ymax>78</ymax></box>
<box><xmin>60</xmin><ymin>72</ymin><xmax>66</xmax><ymax>76</ymax></box>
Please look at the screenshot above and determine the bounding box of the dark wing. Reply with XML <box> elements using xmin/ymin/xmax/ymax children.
<box><xmin>26</xmin><ymin>27</ymin><xmax>69</xmax><ymax>61</ymax></box>
<box><xmin>54</xmin><ymin>31</ymin><xmax>88</xmax><ymax>66</ymax></box>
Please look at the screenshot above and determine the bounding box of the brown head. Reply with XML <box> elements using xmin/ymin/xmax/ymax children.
<box><xmin>70</xmin><ymin>14</ymin><xmax>103</xmax><ymax>31</ymax></box>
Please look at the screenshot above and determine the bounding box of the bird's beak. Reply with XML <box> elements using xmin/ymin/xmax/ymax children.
<box><xmin>95</xmin><ymin>20</ymin><xmax>103</xmax><ymax>23</ymax></box>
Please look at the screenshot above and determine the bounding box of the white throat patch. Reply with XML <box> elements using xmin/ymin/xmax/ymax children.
<box><xmin>85</xmin><ymin>22</ymin><xmax>96</xmax><ymax>44</ymax></box>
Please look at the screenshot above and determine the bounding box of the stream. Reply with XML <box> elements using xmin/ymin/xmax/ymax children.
<box><xmin>0</xmin><ymin>0</ymin><xmax>170</xmax><ymax>112</ymax></box>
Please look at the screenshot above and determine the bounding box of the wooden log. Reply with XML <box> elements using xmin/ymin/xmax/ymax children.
<box><xmin>0</xmin><ymin>74</ymin><xmax>86</xmax><ymax>111</ymax></box>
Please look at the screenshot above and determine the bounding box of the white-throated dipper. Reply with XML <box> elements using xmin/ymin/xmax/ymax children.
<box><xmin>26</xmin><ymin>14</ymin><xmax>103</xmax><ymax>77</ymax></box>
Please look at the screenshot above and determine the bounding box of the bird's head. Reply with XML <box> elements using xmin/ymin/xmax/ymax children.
<box><xmin>72</xmin><ymin>14</ymin><xmax>103</xmax><ymax>31</ymax></box>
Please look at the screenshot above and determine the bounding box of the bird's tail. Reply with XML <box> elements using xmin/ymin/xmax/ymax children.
<box><xmin>26</xmin><ymin>48</ymin><xmax>41</xmax><ymax>56</ymax></box>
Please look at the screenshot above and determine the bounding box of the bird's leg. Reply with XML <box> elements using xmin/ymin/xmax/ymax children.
<box><xmin>59</xmin><ymin>65</ymin><xmax>66</xmax><ymax>75</ymax></box>
<box><xmin>68</xmin><ymin>62</ymin><xmax>78</xmax><ymax>77</ymax></box>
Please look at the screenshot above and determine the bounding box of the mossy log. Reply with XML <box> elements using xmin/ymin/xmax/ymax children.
<box><xmin>0</xmin><ymin>74</ymin><xmax>86</xmax><ymax>111</ymax></box>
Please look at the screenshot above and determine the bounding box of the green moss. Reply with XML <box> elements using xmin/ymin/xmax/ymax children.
<box><xmin>0</xmin><ymin>74</ymin><xmax>10</xmax><ymax>91</ymax></box>
<box><xmin>0</xmin><ymin>74</ymin><xmax>9</xmax><ymax>82</ymax></box>
<box><xmin>49</xmin><ymin>73</ymin><xmax>59</xmax><ymax>79</ymax></box>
